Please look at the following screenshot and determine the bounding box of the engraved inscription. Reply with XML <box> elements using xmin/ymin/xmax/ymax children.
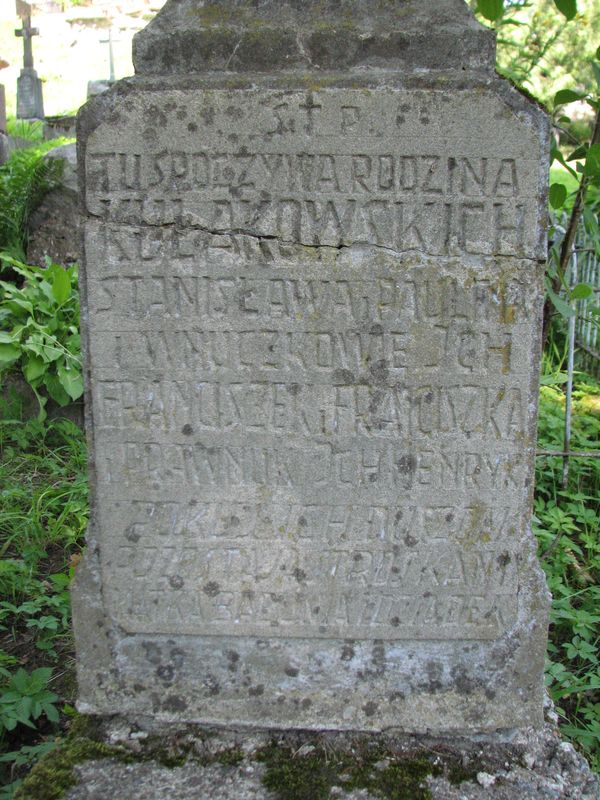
<box><xmin>85</xmin><ymin>89</ymin><xmax>543</xmax><ymax>640</ymax></box>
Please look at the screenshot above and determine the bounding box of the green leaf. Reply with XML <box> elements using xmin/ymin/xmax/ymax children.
<box><xmin>570</xmin><ymin>283</ymin><xmax>593</xmax><ymax>300</ymax></box>
<box><xmin>583</xmin><ymin>143</ymin><xmax>600</xmax><ymax>177</ymax></box>
<box><xmin>567</xmin><ymin>145</ymin><xmax>587</xmax><ymax>162</ymax></box>
<box><xmin>44</xmin><ymin>373</ymin><xmax>70</xmax><ymax>406</ymax></box>
<box><xmin>554</xmin><ymin>0</ymin><xmax>577</xmax><ymax>19</ymax></box>
<box><xmin>57</xmin><ymin>363</ymin><xmax>83</xmax><ymax>402</ymax></box>
<box><xmin>23</xmin><ymin>355</ymin><xmax>46</xmax><ymax>384</ymax></box>
<box><xmin>549</xmin><ymin>182</ymin><xmax>568</xmax><ymax>209</ymax></box>
<box><xmin>547</xmin><ymin>285</ymin><xmax>575</xmax><ymax>318</ymax></box>
<box><xmin>0</xmin><ymin>343</ymin><xmax>21</xmax><ymax>367</ymax></box>
<box><xmin>554</xmin><ymin>88</ymin><xmax>585</xmax><ymax>107</ymax></box>
<box><xmin>540</xmin><ymin>373</ymin><xmax>569</xmax><ymax>386</ymax></box>
<box><xmin>50</xmin><ymin>266</ymin><xmax>71</xmax><ymax>305</ymax></box>
<box><xmin>477</xmin><ymin>0</ymin><xmax>504</xmax><ymax>21</ymax></box>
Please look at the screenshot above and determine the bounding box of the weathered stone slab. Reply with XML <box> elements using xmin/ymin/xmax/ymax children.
<box><xmin>73</xmin><ymin>0</ymin><xmax>551</xmax><ymax>735</ymax></box>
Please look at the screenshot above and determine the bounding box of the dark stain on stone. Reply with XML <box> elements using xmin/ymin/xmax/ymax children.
<box><xmin>371</xmin><ymin>642</ymin><xmax>386</xmax><ymax>676</ymax></box>
<box><xmin>298</xmin><ymin>516</ymin><xmax>307</xmax><ymax>527</ymax></box>
<box><xmin>169</xmin><ymin>575</ymin><xmax>184</xmax><ymax>590</ymax></box>
<box><xmin>292</xmin><ymin>567</ymin><xmax>307</xmax><ymax>582</ymax></box>
<box><xmin>497</xmin><ymin>551</ymin><xmax>511</xmax><ymax>568</ymax></box>
<box><xmin>142</xmin><ymin>642</ymin><xmax>162</xmax><ymax>665</ymax></box>
<box><xmin>333</xmin><ymin>368</ymin><xmax>355</xmax><ymax>384</ymax></box>
<box><xmin>177</xmin><ymin>108</ymin><xmax>187</xmax><ymax>120</ymax></box>
<box><xmin>225</xmin><ymin>105</ymin><xmax>244</xmax><ymax>119</ymax></box>
<box><xmin>404</xmin><ymin>534</ymin><xmax>418</xmax><ymax>548</ymax></box>
<box><xmin>200</xmin><ymin>106</ymin><xmax>215</xmax><ymax>125</ymax></box>
<box><xmin>287</xmin><ymin>383</ymin><xmax>301</xmax><ymax>396</ymax></box>
<box><xmin>301</xmin><ymin>698</ymin><xmax>312</xmax><ymax>709</ymax></box>
<box><xmin>390</xmin><ymin>616</ymin><xmax>400</xmax><ymax>627</ymax></box>
<box><xmin>369</xmin><ymin>359</ymin><xmax>389</xmax><ymax>385</ymax></box>
<box><xmin>363</xmin><ymin>701</ymin><xmax>378</xmax><ymax>717</ymax></box>
<box><xmin>227</xmin><ymin>651</ymin><xmax>240</xmax><ymax>673</ymax></box>
<box><xmin>451</xmin><ymin>665</ymin><xmax>476</xmax><ymax>694</ymax></box>
<box><xmin>424</xmin><ymin>660</ymin><xmax>444</xmax><ymax>692</ymax></box>
<box><xmin>203</xmin><ymin>581</ymin><xmax>220</xmax><ymax>597</ymax></box>
<box><xmin>285</xmin><ymin>666</ymin><xmax>299</xmax><ymax>677</ymax></box>
<box><xmin>249</xmin><ymin>684</ymin><xmax>265</xmax><ymax>697</ymax></box>
<box><xmin>187</xmin><ymin>122</ymin><xmax>198</xmax><ymax>132</ymax></box>
<box><xmin>157</xmin><ymin>665</ymin><xmax>175</xmax><ymax>683</ymax></box>
<box><xmin>125</xmin><ymin>524</ymin><xmax>140</xmax><ymax>543</ymax></box>
<box><xmin>446</xmin><ymin>512</ymin><xmax>454</xmax><ymax>522</ymax></box>
<box><xmin>143</xmin><ymin>127</ymin><xmax>158</xmax><ymax>146</ymax></box>
<box><xmin>182</xmin><ymin>424</ymin><xmax>194</xmax><ymax>435</ymax></box>
<box><xmin>397</xmin><ymin>455</ymin><xmax>416</xmax><ymax>475</ymax></box>
<box><xmin>389</xmin><ymin>691</ymin><xmax>405</xmax><ymax>702</ymax></box>
<box><xmin>353</xmin><ymin>552</ymin><xmax>363</xmax><ymax>562</ymax></box>
<box><xmin>170</xmin><ymin>648</ymin><xmax>185</xmax><ymax>668</ymax></box>
<box><xmin>162</xmin><ymin>694</ymin><xmax>187</xmax><ymax>712</ymax></box>
<box><xmin>226</xmin><ymin>515</ymin><xmax>240</xmax><ymax>528</ymax></box>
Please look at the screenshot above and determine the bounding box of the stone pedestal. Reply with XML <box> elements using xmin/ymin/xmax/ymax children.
<box><xmin>73</xmin><ymin>0</ymin><xmax>550</xmax><ymax>736</ymax></box>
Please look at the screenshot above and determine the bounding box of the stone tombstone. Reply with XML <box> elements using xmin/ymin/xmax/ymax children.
<box><xmin>15</xmin><ymin>1</ymin><xmax>44</xmax><ymax>119</ymax></box>
<box><xmin>0</xmin><ymin>84</ymin><xmax>6</xmax><ymax>133</ymax></box>
<box><xmin>73</xmin><ymin>0</ymin><xmax>551</xmax><ymax>734</ymax></box>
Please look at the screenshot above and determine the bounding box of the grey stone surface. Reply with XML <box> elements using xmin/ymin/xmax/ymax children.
<box><xmin>27</xmin><ymin>144</ymin><xmax>80</xmax><ymax>268</ymax></box>
<box><xmin>133</xmin><ymin>0</ymin><xmax>495</xmax><ymax>75</ymax></box>
<box><xmin>61</xmin><ymin>726</ymin><xmax>599</xmax><ymax>800</ymax></box>
<box><xmin>64</xmin><ymin>760</ymin><xmax>275</xmax><ymax>800</ymax></box>
<box><xmin>73</xmin><ymin>0</ymin><xmax>551</xmax><ymax>735</ymax></box>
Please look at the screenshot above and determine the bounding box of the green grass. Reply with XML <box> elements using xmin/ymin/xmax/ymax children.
<box><xmin>0</xmin><ymin>409</ymin><xmax>88</xmax><ymax>797</ymax></box>
<box><xmin>534</xmin><ymin>375</ymin><xmax>600</xmax><ymax>771</ymax></box>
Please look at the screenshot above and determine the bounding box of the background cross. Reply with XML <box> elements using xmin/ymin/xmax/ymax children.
<box><xmin>15</xmin><ymin>1</ymin><xmax>39</xmax><ymax>71</ymax></box>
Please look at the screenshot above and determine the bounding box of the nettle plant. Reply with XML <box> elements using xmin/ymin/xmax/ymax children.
<box><xmin>0</xmin><ymin>257</ymin><xmax>82</xmax><ymax>419</ymax></box>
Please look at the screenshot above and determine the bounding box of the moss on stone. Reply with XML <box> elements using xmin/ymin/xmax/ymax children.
<box><xmin>256</xmin><ymin>742</ymin><xmax>477</xmax><ymax>800</ymax></box>
<box><xmin>13</xmin><ymin>735</ymin><xmax>130</xmax><ymax>800</ymax></box>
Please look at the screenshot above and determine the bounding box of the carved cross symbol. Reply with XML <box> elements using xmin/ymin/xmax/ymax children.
<box><xmin>299</xmin><ymin>93</ymin><xmax>322</xmax><ymax>134</ymax></box>
<box><xmin>15</xmin><ymin>2</ymin><xmax>39</xmax><ymax>71</ymax></box>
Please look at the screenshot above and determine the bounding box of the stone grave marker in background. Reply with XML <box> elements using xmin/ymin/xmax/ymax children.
<box><xmin>0</xmin><ymin>83</ymin><xmax>7</xmax><ymax>165</ymax></box>
<box><xmin>15</xmin><ymin>0</ymin><xmax>44</xmax><ymax>119</ymax></box>
<box><xmin>74</xmin><ymin>0</ymin><xmax>550</xmax><ymax>734</ymax></box>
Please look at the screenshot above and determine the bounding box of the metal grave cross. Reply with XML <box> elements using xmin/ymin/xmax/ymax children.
<box><xmin>99</xmin><ymin>28</ymin><xmax>120</xmax><ymax>83</ymax></box>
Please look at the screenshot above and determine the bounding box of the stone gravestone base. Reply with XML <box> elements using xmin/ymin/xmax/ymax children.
<box><xmin>16</xmin><ymin>721</ymin><xmax>600</xmax><ymax>799</ymax></box>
